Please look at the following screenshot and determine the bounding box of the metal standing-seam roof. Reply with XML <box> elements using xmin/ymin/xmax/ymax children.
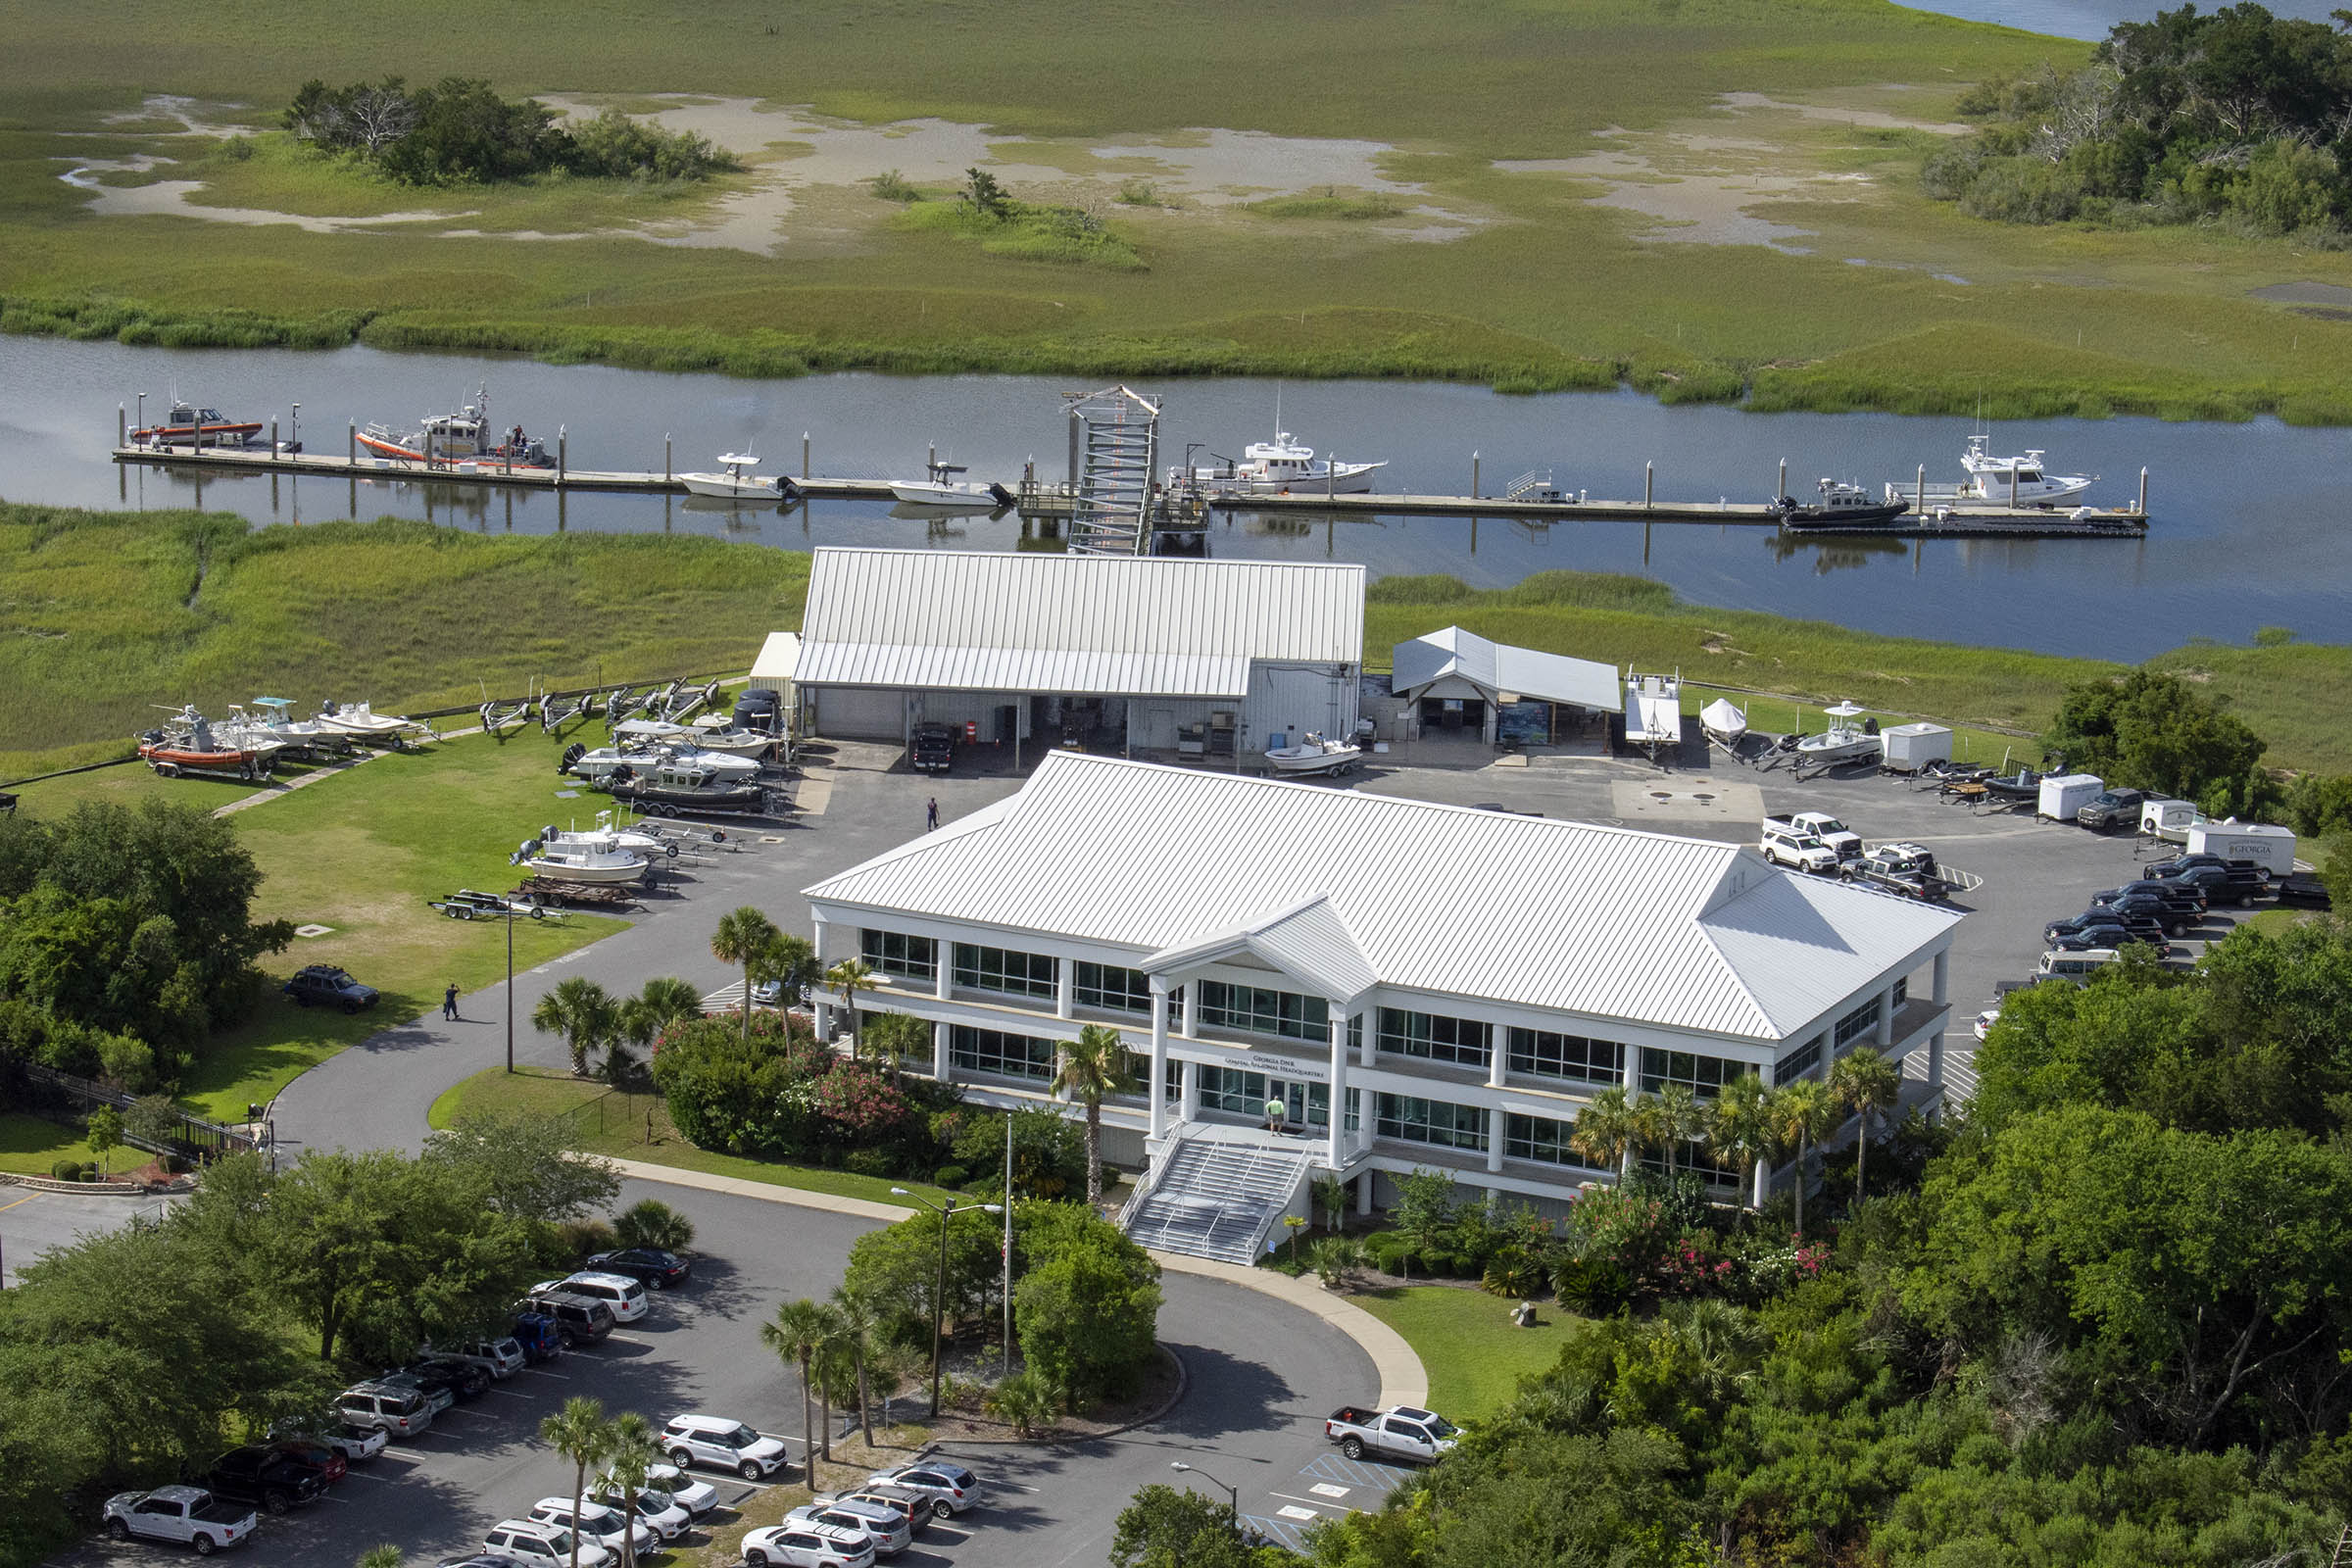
<box><xmin>750</xmin><ymin>631</ymin><xmax>801</xmax><ymax>683</ymax></box>
<box><xmin>1142</xmin><ymin>896</ymin><xmax>1379</xmax><ymax>1007</ymax></box>
<box><xmin>793</xmin><ymin>549</ymin><xmax>1364</xmax><ymax>697</ymax></box>
<box><xmin>1391</xmin><ymin>625</ymin><xmax>1622</xmax><ymax>712</ymax></box>
<box><xmin>807</xmin><ymin>753</ymin><xmax>1961</xmax><ymax>1042</ymax></box>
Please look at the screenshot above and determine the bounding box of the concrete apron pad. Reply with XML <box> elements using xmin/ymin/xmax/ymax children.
<box><xmin>1609</xmin><ymin>776</ymin><xmax>1765</xmax><ymax>822</ymax></box>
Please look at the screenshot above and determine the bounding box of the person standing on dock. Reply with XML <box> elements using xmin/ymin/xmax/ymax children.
<box><xmin>926</xmin><ymin>797</ymin><xmax>940</xmax><ymax>832</ymax></box>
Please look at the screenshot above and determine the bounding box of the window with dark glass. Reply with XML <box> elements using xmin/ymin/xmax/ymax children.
<box><xmin>1198</xmin><ymin>1064</ymin><xmax>1268</xmax><ymax>1114</ymax></box>
<box><xmin>948</xmin><ymin>1024</ymin><xmax>1055</xmax><ymax>1082</ymax></box>
<box><xmin>1506</xmin><ymin>1112</ymin><xmax>1593</xmax><ymax>1166</ymax></box>
<box><xmin>1378</xmin><ymin>1008</ymin><xmax>1491</xmax><ymax>1069</ymax></box>
<box><xmin>860</xmin><ymin>929</ymin><xmax>937</xmax><ymax>982</ymax></box>
<box><xmin>1075</xmin><ymin>961</ymin><xmax>1152</xmax><ymax>1015</ymax></box>
<box><xmin>952</xmin><ymin>942</ymin><xmax>1057</xmax><ymax>1002</ymax></box>
<box><xmin>1507</xmin><ymin>1027</ymin><xmax>1623</xmax><ymax>1086</ymax></box>
<box><xmin>1639</xmin><ymin>1047</ymin><xmax>1739</xmax><ymax>1099</ymax></box>
<box><xmin>1197</xmin><ymin>980</ymin><xmax>1327</xmax><ymax>1041</ymax></box>
<box><xmin>1373</xmin><ymin>1093</ymin><xmax>1489</xmax><ymax>1152</ymax></box>
<box><xmin>1835</xmin><ymin>996</ymin><xmax>1884</xmax><ymax>1050</ymax></box>
<box><xmin>1776</xmin><ymin>1035</ymin><xmax>1824</xmax><ymax>1083</ymax></box>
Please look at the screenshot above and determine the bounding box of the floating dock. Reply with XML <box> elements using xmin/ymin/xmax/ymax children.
<box><xmin>112</xmin><ymin>445</ymin><xmax>2147</xmax><ymax>539</ymax></box>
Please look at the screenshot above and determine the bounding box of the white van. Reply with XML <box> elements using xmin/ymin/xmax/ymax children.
<box><xmin>2037</xmin><ymin>949</ymin><xmax>2120</xmax><ymax>983</ymax></box>
<box><xmin>544</xmin><ymin>1271</ymin><xmax>649</xmax><ymax>1323</ymax></box>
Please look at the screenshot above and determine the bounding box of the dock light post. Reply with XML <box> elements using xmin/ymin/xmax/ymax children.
<box><xmin>890</xmin><ymin>1189</ymin><xmax>1003</xmax><ymax>1416</ymax></box>
<box><xmin>1169</xmin><ymin>1461</ymin><xmax>1241</xmax><ymax>1521</ymax></box>
<box><xmin>136</xmin><ymin>392</ymin><xmax>146</xmax><ymax>436</ymax></box>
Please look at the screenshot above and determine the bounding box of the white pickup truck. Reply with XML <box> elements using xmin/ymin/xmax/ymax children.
<box><xmin>1324</xmin><ymin>1404</ymin><xmax>1461</xmax><ymax>1464</ymax></box>
<box><xmin>103</xmin><ymin>1486</ymin><xmax>258</xmax><ymax>1554</ymax></box>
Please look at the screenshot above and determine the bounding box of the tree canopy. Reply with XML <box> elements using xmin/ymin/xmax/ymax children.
<box><xmin>2042</xmin><ymin>667</ymin><xmax>2268</xmax><ymax>808</ymax></box>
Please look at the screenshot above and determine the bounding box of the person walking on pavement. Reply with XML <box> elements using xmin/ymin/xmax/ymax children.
<box><xmin>443</xmin><ymin>982</ymin><xmax>460</xmax><ymax>1021</ymax></box>
<box><xmin>926</xmin><ymin>797</ymin><xmax>939</xmax><ymax>831</ymax></box>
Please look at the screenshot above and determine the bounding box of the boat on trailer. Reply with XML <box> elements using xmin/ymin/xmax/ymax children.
<box><xmin>1264</xmin><ymin>732</ymin><xmax>1362</xmax><ymax>777</ymax></box>
<box><xmin>1624</xmin><ymin>669</ymin><xmax>1683</xmax><ymax>762</ymax></box>
<box><xmin>509</xmin><ymin>835</ymin><xmax>651</xmax><ymax>884</ymax></box>
<box><xmin>1793</xmin><ymin>700</ymin><xmax>1883</xmax><ymax>766</ymax></box>
<box><xmin>1699</xmin><ymin>697</ymin><xmax>1748</xmax><ymax>752</ymax></box>
<box><xmin>314</xmin><ymin>701</ymin><xmax>425</xmax><ymax>742</ymax></box>
<box><xmin>137</xmin><ymin>707</ymin><xmax>281</xmax><ymax>781</ymax></box>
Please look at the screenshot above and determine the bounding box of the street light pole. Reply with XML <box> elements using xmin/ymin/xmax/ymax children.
<box><xmin>505</xmin><ymin>902</ymin><xmax>515</xmax><ymax>1073</ymax></box>
<box><xmin>1168</xmin><ymin>1460</ymin><xmax>1240</xmax><ymax>1520</ymax></box>
<box><xmin>891</xmin><ymin>1189</ymin><xmax>1003</xmax><ymax>1417</ymax></box>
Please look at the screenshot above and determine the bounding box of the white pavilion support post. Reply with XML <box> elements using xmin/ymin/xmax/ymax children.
<box><xmin>932</xmin><ymin>1018</ymin><xmax>951</xmax><ymax>1082</ymax></box>
<box><xmin>1327</xmin><ymin>1006</ymin><xmax>1349</xmax><ymax>1169</ymax></box>
<box><xmin>1621</xmin><ymin>1046</ymin><xmax>1642</xmax><ymax>1176</ymax></box>
<box><xmin>1148</xmin><ymin>976</ymin><xmax>1171</xmax><ymax>1140</ymax></box>
<box><xmin>1487</xmin><ymin>1026</ymin><xmax>1505</xmax><ymax>1089</ymax></box>
<box><xmin>810</xmin><ymin>917</ymin><xmax>832</xmax><ymax>1039</ymax></box>
<box><xmin>1932</xmin><ymin>950</ymin><xmax>1950</xmax><ymax>1006</ymax></box>
<box><xmin>1487</xmin><ymin>1107</ymin><xmax>1503</xmax><ymax>1174</ymax></box>
<box><xmin>1180</xmin><ymin>982</ymin><xmax>1196</xmax><ymax>1038</ymax></box>
<box><xmin>1056</xmin><ymin>961</ymin><xmax>1075</xmax><ymax>1020</ymax></box>
<box><xmin>1180</xmin><ymin>1058</ymin><xmax>1199</xmax><ymax>1124</ymax></box>
<box><xmin>1877</xmin><ymin>985</ymin><xmax>1897</xmax><ymax>1050</ymax></box>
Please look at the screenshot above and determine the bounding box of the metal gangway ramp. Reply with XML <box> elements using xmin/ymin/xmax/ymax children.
<box><xmin>1064</xmin><ymin>385</ymin><xmax>1161</xmax><ymax>556</ymax></box>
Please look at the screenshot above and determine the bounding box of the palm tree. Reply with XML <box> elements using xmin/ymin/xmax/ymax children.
<box><xmin>532</xmin><ymin>977</ymin><xmax>618</xmax><ymax>1077</ymax></box>
<box><xmin>355</xmin><ymin>1548</ymin><xmax>405</xmax><ymax>1568</ymax></box>
<box><xmin>602</xmin><ymin>1411</ymin><xmax>661</xmax><ymax>1568</ymax></box>
<box><xmin>1773</xmin><ymin>1078</ymin><xmax>1838</xmax><ymax>1238</ymax></box>
<box><xmin>1052</xmin><ymin>1023</ymin><xmax>1135</xmax><ymax>1204</ymax></box>
<box><xmin>710</xmin><ymin>906</ymin><xmax>782</xmax><ymax>1043</ymax></box>
<box><xmin>760</xmin><ymin>1298</ymin><xmax>832</xmax><ymax>1482</ymax></box>
<box><xmin>618</xmin><ymin>975</ymin><xmax>702</xmax><ymax>1052</ymax></box>
<box><xmin>1628</xmin><ymin>1092</ymin><xmax>1668</xmax><ymax>1177</ymax></box>
<box><xmin>1655</xmin><ymin>1083</ymin><xmax>1705</xmax><ymax>1180</ymax></box>
<box><xmin>829</xmin><ymin>1284</ymin><xmax>883</xmax><ymax>1446</ymax></box>
<box><xmin>1829</xmin><ymin>1047</ymin><xmax>1904</xmax><ymax>1201</ymax></box>
<box><xmin>537</xmin><ymin>1396</ymin><xmax>611</xmax><ymax>1568</ymax></box>
<box><xmin>825</xmin><ymin>956</ymin><xmax>877</xmax><ymax>1057</ymax></box>
<box><xmin>1571</xmin><ymin>1085</ymin><xmax>1639</xmax><ymax>1176</ymax></box>
<box><xmin>1707</xmin><ymin>1071</ymin><xmax>1779</xmax><ymax>1212</ymax></box>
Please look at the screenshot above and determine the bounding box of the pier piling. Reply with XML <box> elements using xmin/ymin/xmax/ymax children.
<box><xmin>803</xmin><ymin>431</ymin><xmax>810</xmax><ymax>481</ymax></box>
<box><xmin>1777</xmin><ymin>458</ymin><xmax>1787</xmax><ymax>500</ymax></box>
<box><xmin>270</xmin><ymin>419</ymin><xmax>278</xmax><ymax>457</ymax></box>
<box><xmin>1917</xmin><ymin>466</ymin><xmax>1926</xmax><ymax>515</ymax></box>
<box><xmin>558</xmin><ymin>427</ymin><xmax>567</xmax><ymax>488</ymax></box>
<box><xmin>117</xmin><ymin>404</ymin><xmax>124</xmax><ymax>445</ymax></box>
<box><xmin>1644</xmin><ymin>462</ymin><xmax>1654</xmax><ymax>510</ymax></box>
<box><xmin>664</xmin><ymin>435</ymin><xmax>672</xmax><ymax>484</ymax></box>
<box><xmin>2138</xmin><ymin>467</ymin><xmax>2148</xmax><ymax>514</ymax></box>
<box><xmin>1471</xmin><ymin>451</ymin><xmax>1480</xmax><ymax>500</ymax></box>
<box><xmin>348</xmin><ymin>422</ymin><xmax>356</xmax><ymax>465</ymax></box>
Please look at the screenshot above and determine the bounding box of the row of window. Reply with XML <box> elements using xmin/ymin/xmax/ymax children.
<box><xmin>875</xmin><ymin>930</ymin><xmax>1908</xmax><ymax>1102</ymax></box>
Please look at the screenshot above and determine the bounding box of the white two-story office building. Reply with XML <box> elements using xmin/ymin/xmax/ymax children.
<box><xmin>804</xmin><ymin>752</ymin><xmax>1961</xmax><ymax>1225</ymax></box>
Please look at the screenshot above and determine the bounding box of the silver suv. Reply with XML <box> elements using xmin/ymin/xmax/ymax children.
<box><xmin>336</xmin><ymin>1382</ymin><xmax>433</xmax><ymax>1438</ymax></box>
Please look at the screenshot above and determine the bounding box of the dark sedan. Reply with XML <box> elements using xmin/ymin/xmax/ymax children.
<box><xmin>586</xmin><ymin>1248</ymin><xmax>692</xmax><ymax>1290</ymax></box>
<box><xmin>2047</xmin><ymin>909</ymin><xmax>2165</xmax><ymax>947</ymax></box>
<box><xmin>2084</xmin><ymin>894</ymin><xmax>2199</xmax><ymax>934</ymax></box>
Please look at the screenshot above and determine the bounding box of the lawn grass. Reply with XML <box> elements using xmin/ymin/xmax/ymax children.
<box><xmin>0</xmin><ymin>502</ymin><xmax>809</xmax><ymax>779</ymax></box>
<box><xmin>9</xmin><ymin>731</ymin><xmax>629</xmax><ymax>1124</ymax></box>
<box><xmin>0</xmin><ymin>1111</ymin><xmax>103</xmax><ymax>1175</ymax></box>
<box><xmin>1352</xmin><ymin>1284</ymin><xmax>1575</xmax><ymax>1422</ymax></box>
<box><xmin>428</xmin><ymin>1065</ymin><xmax>957</xmax><ymax>1210</ymax></box>
<box><xmin>5</xmin><ymin>0</ymin><xmax>2352</xmax><ymax>416</ymax></box>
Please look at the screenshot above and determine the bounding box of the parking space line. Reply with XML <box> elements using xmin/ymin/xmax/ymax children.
<box><xmin>487</xmin><ymin>1389</ymin><xmax>536</xmax><ymax>1399</ymax></box>
<box><xmin>606</xmin><ymin>1333</ymin><xmax>654</xmax><ymax>1346</ymax></box>
<box><xmin>0</xmin><ymin>1194</ymin><xmax>36</xmax><ymax>1215</ymax></box>
<box><xmin>520</xmin><ymin>1368</ymin><xmax>570</xmax><ymax>1379</ymax></box>
<box><xmin>1270</xmin><ymin>1492</ymin><xmax>1358</xmax><ymax>1514</ymax></box>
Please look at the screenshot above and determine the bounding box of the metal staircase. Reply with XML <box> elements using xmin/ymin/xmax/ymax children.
<box><xmin>1121</xmin><ymin>1136</ymin><xmax>1314</xmax><ymax>1264</ymax></box>
<box><xmin>1064</xmin><ymin>386</ymin><xmax>1160</xmax><ymax>556</ymax></box>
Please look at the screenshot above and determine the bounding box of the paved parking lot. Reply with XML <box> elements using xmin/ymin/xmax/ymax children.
<box><xmin>0</xmin><ymin>1187</ymin><xmax>180</xmax><ymax>1289</ymax></box>
<box><xmin>38</xmin><ymin>729</ymin><xmax>2274</xmax><ymax>1566</ymax></box>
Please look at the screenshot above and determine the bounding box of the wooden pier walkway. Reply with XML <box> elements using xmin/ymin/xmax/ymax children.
<box><xmin>113</xmin><ymin>445</ymin><xmax>2147</xmax><ymax>539</ymax></box>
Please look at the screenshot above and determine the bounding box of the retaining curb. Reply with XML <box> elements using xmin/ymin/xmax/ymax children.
<box><xmin>0</xmin><ymin>1171</ymin><xmax>180</xmax><ymax>1196</ymax></box>
<box><xmin>918</xmin><ymin>1343</ymin><xmax>1191</xmax><ymax>1447</ymax></box>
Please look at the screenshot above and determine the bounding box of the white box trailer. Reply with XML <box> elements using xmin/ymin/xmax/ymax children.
<box><xmin>2186</xmin><ymin>819</ymin><xmax>2297</xmax><ymax>877</ymax></box>
<box><xmin>2037</xmin><ymin>773</ymin><xmax>2104</xmax><ymax>822</ymax></box>
<box><xmin>2138</xmin><ymin>799</ymin><xmax>2202</xmax><ymax>842</ymax></box>
<box><xmin>1880</xmin><ymin>722</ymin><xmax>1952</xmax><ymax>773</ymax></box>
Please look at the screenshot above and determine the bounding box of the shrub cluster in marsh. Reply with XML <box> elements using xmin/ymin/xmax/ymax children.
<box><xmin>895</xmin><ymin>168</ymin><xmax>1145</xmax><ymax>270</ymax></box>
<box><xmin>1250</xmin><ymin>190</ymin><xmax>1405</xmax><ymax>220</ymax></box>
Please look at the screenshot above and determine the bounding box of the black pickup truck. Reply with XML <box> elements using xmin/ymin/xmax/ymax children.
<box><xmin>910</xmin><ymin>723</ymin><xmax>956</xmax><ymax>775</ymax></box>
<box><xmin>202</xmin><ymin>1445</ymin><xmax>326</xmax><ymax>1514</ymax></box>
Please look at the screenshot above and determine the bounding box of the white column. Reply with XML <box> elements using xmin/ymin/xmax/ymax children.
<box><xmin>1358</xmin><ymin>1009</ymin><xmax>1374</xmax><ymax>1068</ymax></box>
<box><xmin>1932</xmin><ymin>950</ymin><xmax>1950</xmax><ymax>1006</ymax></box>
<box><xmin>1486</xmin><ymin>1107</ymin><xmax>1503</xmax><ymax>1173</ymax></box>
<box><xmin>1487</xmin><ymin>1023</ymin><xmax>1505</xmax><ymax>1089</ymax></box>
<box><xmin>934</xmin><ymin>954</ymin><xmax>952</xmax><ymax>1002</ymax></box>
<box><xmin>1928</xmin><ymin>1032</ymin><xmax>1945</xmax><ymax>1092</ymax></box>
<box><xmin>1327</xmin><ymin>1006</ymin><xmax>1348</xmax><ymax>1169</ymax></box>
<box><xmin>1355</xmin><ymin>1169</ymin><xmax>1373</xmax><ymax>1214</ymax></box>
<box><xmin>932</xmin><ymin>1018</ymin><xmax>951</xmax><ymax>1082</ymax></box>
<box><xmin>1877</xmin><ymin>985</ymin><xmax>1896</xmax><ymax>1049</ymax></box>
<box><xmin>1622</xmin><ymin>1044</ymin><xmax>1642</xmax><ymax>1092</ymax></box>
<box><xmin>1148</xmin><ymin>976</ymin><xmax>1171</xmax><ymax>1140</ymax></box>
<box><xmin>1180</xmin><ymin>981</ymin><xmax>1197</xmax><ymax>1038</ymax></box>
<box><xmin>1180</xmin><ymin>1057</ymin><xmax>1199</xmax><ymax>1124</ymax></box>
<box><xmin>1751</xmin><ymin>1157</ymin><xmax>1768</xmax><ymax>1209</ymax></box>
<box><xmin>1055</xmin><ymin>960</ymin><xmax>1075</xmax><ymax>1020</ymax></box>
<box><xmin>809</xmin><ymin>917</ymin><xmax>832</xmax><ymax>1037</ymax></box>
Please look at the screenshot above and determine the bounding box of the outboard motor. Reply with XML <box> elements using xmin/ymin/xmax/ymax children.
<box><xmin>559</xmin><ymin>742</ymin><xmax>587</xmax><ymax>774</ymax></box>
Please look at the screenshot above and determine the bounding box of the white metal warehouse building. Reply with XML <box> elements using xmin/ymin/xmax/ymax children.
<box><xmin>1390</xmin><ymin>624</ymin><xmax>1621</xmax><ymax>745</ymax></box>
<box><xmin>791</xmin><ymin>548</ymin><xmax>1365</xmax><ymax>760</ymax></box>
<box><xmin>806</xmin><ymin>752</ymin><xmax>1962</xmax><ymax>1246</ymax></box>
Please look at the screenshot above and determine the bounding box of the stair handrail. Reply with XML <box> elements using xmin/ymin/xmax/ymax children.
<box><xmin>1231</xmin><ymin>1148</ymin><xmax>1317</xmax><ymax>1262</ymax></box>
<box><xmin>1117</xmin><ymin>1121</ymin><xmax>1193</xmax><ymax>1231</ymax></box>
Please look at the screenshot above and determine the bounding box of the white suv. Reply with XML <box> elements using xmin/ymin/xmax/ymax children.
<box><xmin>538</xmin><ymin>1271</ymin><xmax>649</xmax><ymax>1323</ymax></box>
<box><xmin>742</xmin><ymin>1519</ymin><xmax>876</xmax><ymax>1568</ymax></box>
<box><xmin>482</xmin><ymin>1519</ymin><xmax>615</xmax><ymax>1568</ymax></box>
<box><xmin>864</xmin><ymin>1463</ymin><xmax>981</xmax><ymax>1519</ymax></box>
<box><xmin>662</xmin><ymin>1413</ymin><xmax>792</xmax><ymax>1480</ymax></box>
<box><xmin>588</xmin><ymin>1480</ymin><xmax>692</xmax><ymax>1541</ymax></box>
<box><xmin>791</xmin><ymin>1500</ymin><xmax>910</xmax><ymax>1557</ymax></box>
<box><xmin>529</xmin><ymin>1497</ymin><xmax>658</xmax><ymax>1555</ymax></box>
